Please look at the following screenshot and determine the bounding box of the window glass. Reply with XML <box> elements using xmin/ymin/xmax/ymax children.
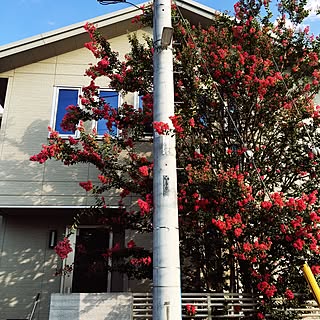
<box><xmin>55</xmin><ymin>88</ymin><xmax>79</xmax><ymax>135</ymax></box>
<box><xmin>0</xmin><ymin>78</ymin><xmax>8</xmax><ymax>129</ymax></box>
<box><xmin>97</xmin><ymin>90</ymin><xmax>119</xmax><ymax>136</ymax></box>
<box><xmin>137</xmin><ymin>94</ymin><xmax>153</xmax><ymax>135</ymax></box>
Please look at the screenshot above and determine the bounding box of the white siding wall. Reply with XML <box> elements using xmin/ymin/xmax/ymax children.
<box><xmin>0</xmin><ymin>29</ymin><xmax>153</xmax><ymax>320</ymax></box>
<box><xmin>0</xmin><ymin>29</ymin><xmax>150</xmax><ymax>207</ymax></box>
<box><xmin>0</xmin><ymin>213</ymin><xmax>70</xmax><ymax>320</ymax></box>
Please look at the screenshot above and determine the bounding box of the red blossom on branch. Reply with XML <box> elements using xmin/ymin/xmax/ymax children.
<box><xmin>54</xmin><ymin>238</ymin><xmax>73</xmax><ymax>260</ymax></box>
<box><xmin>79</xmin><ymin>180</ymin><xmax>93</xmax><ymax>192</ymax></box>
<box><xmin>138</xmin><ymin>166</ymin><xmax>149</xmax><ymax>177</ymax></box>
<box><xmin>185</xmin><ymin>304</ymin><xmax>197</xmax><ymax>316</ymax></box>
<box><xmin>127</xmin><ymin>240</ymin><xmax>136</xmax><ymax>248</ymax></box>
<box><xmin>285</xmin><ymin>289</ymin><xmax>295</xmax><ymax>300</ymax></box>
<box><xmin>130</xmin><ymin>256</ymin><xmax>151</xmax><ymax>266</ymax></box>
<box><xmin>137</xmin><ymin>198</ymin><xmax>151</xmax><ymax>216</ymax></box>
<box><xmin>153</xmin><ymin>121</ymin><xmax>169</xmax><ymax>135</ymax></box>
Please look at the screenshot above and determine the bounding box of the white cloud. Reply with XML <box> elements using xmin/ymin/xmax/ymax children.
<box><xmin>305</xmin><ymin>0</ymin><xmax>320</xmax><ymax>21</ymax></box>
<box><xmin>306</xmin><ymin>0</ymin><xmax>319</xmax><ymax>12</ymax></box>
<box><xmin>273</xmin><ymin>0</ymin><xmax>320</xmax><ymax>35</ymax></box>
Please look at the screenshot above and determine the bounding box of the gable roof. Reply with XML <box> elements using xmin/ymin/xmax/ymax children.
<box><xmin>0</xmin><ymin>0</ymin><xmax>217</xmax><ymax>73</ymax></box>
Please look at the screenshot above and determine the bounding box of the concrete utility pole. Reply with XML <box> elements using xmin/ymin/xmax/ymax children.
<box><xmin>98</xmin><ymin>0</ymin><xmax>182</xmax><ymax>318</ymax></box>
<box><xmin>152</xmin><ymin>1</ymin><xmax>182</xmax><ymax>319</ymax></box>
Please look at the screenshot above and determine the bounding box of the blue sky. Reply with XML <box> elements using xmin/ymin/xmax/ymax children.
<box><xmin>1</xmin><ymin>0</ymin><xmax>319</xmax><ymax>46</ymax></box>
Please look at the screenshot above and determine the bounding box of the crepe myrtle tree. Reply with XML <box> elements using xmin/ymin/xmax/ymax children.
<box><xmin>32</xmin><ymin>0</ymin><xmax>320</xmax><ymax>318</ymax></box>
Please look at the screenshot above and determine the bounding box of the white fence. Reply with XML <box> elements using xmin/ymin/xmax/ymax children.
<box><xmin>132</xmin><ymin>292</ymin><xmax>320</xmax><ymax>319</ymax></box>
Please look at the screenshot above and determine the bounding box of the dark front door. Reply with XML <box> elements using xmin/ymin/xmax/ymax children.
<box><xmin>72</xmin><ymin>228</ymin><xmax>110</xmax><ymax>293</ymax></box>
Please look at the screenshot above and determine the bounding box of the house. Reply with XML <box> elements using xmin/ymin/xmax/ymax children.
<box><xmin>0</xmin><ymin>1</ymin><xmax>216</xmax><ymax>319</ymax></box>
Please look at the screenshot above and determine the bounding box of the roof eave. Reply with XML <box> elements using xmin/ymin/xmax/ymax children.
<box><xmin>0</xmin><ymin>0</ymin><xmax>217</xmax><ymax>73</ymax></box>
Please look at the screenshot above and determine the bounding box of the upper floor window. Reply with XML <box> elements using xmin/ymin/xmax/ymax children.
<box><xmin>0</xmin><ymin>78</ymin><xmax>8</xmax><ymax>129</ymax></box>
<box><xmin>52</xmin><ymin>87</ymin><xmax>120</xmax><ymax>138</ymax></box>
<box><xmin>134</xmin><ymin>93</ymin><xmax>153</xmax><ymax>136</ymax></box>
<box><xmin>96</xmin><ymin>90</ymin><xmax>120</xmax><ymax>137</ymax></box>
<box><xmin>52</xmin><ymin>87</ymin><xmax>80</xmax><ymax>137</ymax></box>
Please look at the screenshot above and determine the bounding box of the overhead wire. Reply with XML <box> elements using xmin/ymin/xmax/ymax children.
<box><xmin>97</xmin><ymin>0</ymin><xmax>142</xmax><ymax>10</ymax></box>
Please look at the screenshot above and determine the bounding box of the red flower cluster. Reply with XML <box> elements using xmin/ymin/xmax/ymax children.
<box><xmin>79</xmin><ymin>180</ymin><xmax>93</xmax><ymax>192</ymax></box>
<box><xmin>311</xmin><ymin>265</ymin><xmax>320</xmax><ymax>275</ymax></box>
<box><xmin>137</xmin><ymin>198</ymin><xmax>151</xmax><ymax>216</ymax></box>
<box><xmin>285</xmin><ymin>289</ymin><xmax>295</xmax><ymax>300</ymax></box>
<box><xmin>261</xmin><ymin>201</ymin><xmax>272</xmax><ymax>210</ymax></box>
<box><xmin>84</xmin><ymin>22</ymin><xmax>97</xmax><ymax>38</ymax></box>
<box><xmin>127</xmin><ymin>240</ymin><xmax>136</xmax><ymax>248</ymax></box>
<box><xmin>54</xmin><ymin>238</ymin><xmax>73</xmax><ymax>260</ymax></box>
<box><xmin>169</xmin><ymin>115</ymin><xmax>184</xmax><ymax>134</ymax></box>
<box><xmin>130</xmin><ymin>256</ymin><xmax>151</xmax><ymax>266</ymax></box>
<box><xmin>30</xmin><ymin>144</ymin><xmax>59</xmax><ymax>164</ymax></box>
<box><xmin>138</xmin><ymin>166</ymin><xmax>149</xmax><ymax>177</ymax></box>
<box><xmin>153</xmin><ymin>121</ymin><xmax>169</xmax><ymax>135</ymax></box>
<box><xmin>185</xmin><ymin>304</ymin><xmax>196</xmax><ymax>316</ymax></box>
<box><xmin>257</xmin><ymin>312</ymin><xmax>265</xmax><ymax>319</ymax></box>
<box><xmin>257</xmin><ymin>281</ymin><xmax>277</xmax><ymax>298</ymax></box>
<box><xmin>102</xmin><ymin>243</ymin><xmax>120</xmax><ymax>258</ymax></box>
<box><xmin>212</xmin><ymin>213</ymin><xmax>245</xmax><ymax>237</ymax></box>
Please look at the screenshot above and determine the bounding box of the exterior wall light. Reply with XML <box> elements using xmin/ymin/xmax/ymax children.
<box><xmin>161</xmin><ymin>27</ymin><xmax>173</xmax><ymax>48</ymax></box>
<box><xmin>49</xmin><ymin>230</ymin><xmax>57</xmax><ymax>249</ymax></box>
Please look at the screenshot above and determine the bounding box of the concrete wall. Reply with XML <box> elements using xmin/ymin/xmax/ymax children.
<box><xmin>0</xmin><ymin>28</ymin><xmax>151</xmax><ymax>207</ymax></box>
<box><xmin>49</xmin><ymin>293</ymin><xmax>132</xmax><ymax>320</ymax></box>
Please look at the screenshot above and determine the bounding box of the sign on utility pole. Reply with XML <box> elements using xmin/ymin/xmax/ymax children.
<box><xmin>153</xmin><ymin>1</ymin><xmax>182</xmax><ymax>319</ymax></box>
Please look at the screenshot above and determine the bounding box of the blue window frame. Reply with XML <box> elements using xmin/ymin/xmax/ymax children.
<box><xmin>97</xmin><ymin>90</ymin><xmax>119</xmax><ymax>136</ymax></box>
<box><xmin>54</xmin><ymin>88</ymin><xmax>80</xmax><ymax>136</ymax></box>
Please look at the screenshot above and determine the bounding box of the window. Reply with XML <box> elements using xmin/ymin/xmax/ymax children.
<box><xmin>52</xmin><ymin>87</ymin><xmax>120</xmax><ymax>138</ymax></box>
<box><xmin>0</xmin><ymin>78</ymin><xmax>8</xmax><ymax>128</ymax></box>
<box><xmin>61</xmin><ymin>225</ymin><xmax>125</xmax><ymax>293</ymax></box>
<box><xmin>96</xmin><ymin>90</ymin><xmax>120</xmax><ymax>136</ymax></box>
<box><xmin>134</xmin><ymin>92</ymin><xmax>153</xmax><ymax>136</ymax></box>
<box><xmin>52</xmin><ymin>87</ymin><xmax>81</xmax><ymax>137</ymax></box>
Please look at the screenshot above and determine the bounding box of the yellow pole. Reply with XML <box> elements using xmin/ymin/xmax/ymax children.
<box><xmin>302</xmin><ymin>263</ymin><xmax>320</xmax><ymax>306</ymax></box>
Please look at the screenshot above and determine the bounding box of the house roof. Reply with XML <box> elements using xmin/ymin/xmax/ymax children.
<box><xmin>0</xmin><ymin>0</ymin><xmax>217</xmax><ymax>73</ymax></box>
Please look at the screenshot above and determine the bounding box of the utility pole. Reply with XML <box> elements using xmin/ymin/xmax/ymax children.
<box><xmin>97</xmin><ymin>0</ymin><xmax>182</xmax><ymax>318</ymax></box>
<box><xmin>153</xmin><ymin>1</ymin><xmax>182</xmax><ymax>319</ymax></box>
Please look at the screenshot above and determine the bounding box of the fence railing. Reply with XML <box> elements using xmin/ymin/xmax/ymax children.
<box><xmin>132</xmin><ymin>292</ymin><xmax>320</xmax><ymax>319</ymax></box>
